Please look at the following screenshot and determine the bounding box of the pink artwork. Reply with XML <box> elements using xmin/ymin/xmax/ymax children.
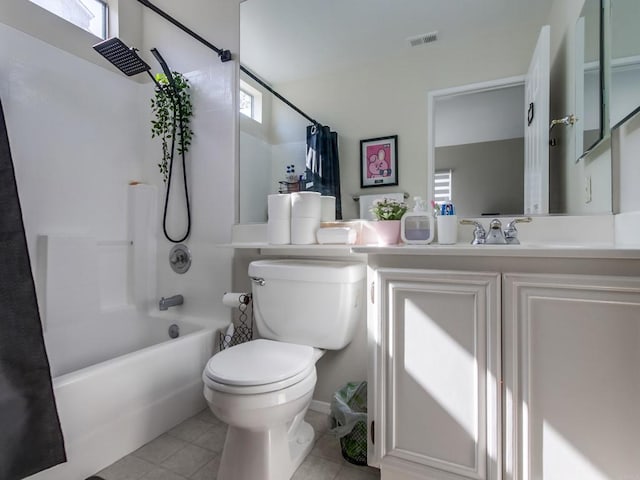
<box><xmin>360</xmin><ymin>135</ymin><xmax>398</xmax><ymax>188</ymax></box>
<box><xmin>366</xmin><ymin>144</ymin><xmax>392</xmax><ymax>179</ymax></box>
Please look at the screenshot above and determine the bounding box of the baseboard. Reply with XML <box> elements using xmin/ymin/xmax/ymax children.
<box><xmin>309</xmin><ymin>399</ymin><xmax>331</xmax><ymax>415</ymax></box>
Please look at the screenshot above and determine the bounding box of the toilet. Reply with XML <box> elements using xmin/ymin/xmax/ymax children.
<box><xmin>202</xmin><ymin>259</ymin><xmax>365</xmax><ymax>480</ymax></box>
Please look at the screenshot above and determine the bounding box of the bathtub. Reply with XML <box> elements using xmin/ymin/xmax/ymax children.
<box><xmin>27</xmin><ymin>308</ymin><xmax>215</xmax><ymax>480</ymax></box>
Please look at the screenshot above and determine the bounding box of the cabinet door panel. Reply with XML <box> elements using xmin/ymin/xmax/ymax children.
<box><xmin>503</xmin><ymin>274</ymin><xmax>640</xmax><ymax>480</ymax></box>
<box><xmin>377</xmin><ymin>269</ymin><xmax>501</xmax><ymax>480</ymax></box>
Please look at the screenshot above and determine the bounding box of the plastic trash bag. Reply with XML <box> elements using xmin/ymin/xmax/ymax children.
<box><xmin>330</xmin><ymin>381</ymin><xmax>368</xmax><ymax>465</ymax></box>
<box><xmin>330</xmin><ymin>381</ymin><xmax>367</xmax><ymax>437</ymax></box>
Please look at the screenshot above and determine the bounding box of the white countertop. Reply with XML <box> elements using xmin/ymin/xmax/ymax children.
<box><xmin>351</xmin><ymin>242</ymin><xmax>640</xmax><ymax>259</ymax></box>
<box><xmin>224</xmin><ymin>241</ymin><xmax>640</xmax><ymax>259</ymax></box>
<box><xmin>228</xmin><ymin>217</ymin><xmax>640</xmax><ymax>260</ymax></box>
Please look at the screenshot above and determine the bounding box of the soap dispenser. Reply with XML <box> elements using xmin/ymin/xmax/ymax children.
<box><xmin>401</xmin><ymin>197</ymin><xmax>435</xmax><ymax>244</ymax></box>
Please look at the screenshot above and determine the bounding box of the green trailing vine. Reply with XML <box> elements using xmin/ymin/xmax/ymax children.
<box><xmin>150</xmin><ymin>72</ymin><xmax>194</xmax><ymax>182</ymax></box>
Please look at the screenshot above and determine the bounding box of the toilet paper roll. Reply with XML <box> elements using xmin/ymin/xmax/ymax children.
<box><xmin>320</xmin><ymin>196</ymin><xmax>336</xmax><ymax>222</ymax></box>
<box><xmin>222</xmin><ymin>292</ymin><xmax>251</xmax><ymax>308</ymax></box>
<box><xmin>267</xmin><ymin>194</ymin><xmax>291</xmax><ymax>220</ymax></box>
<box><xmin>291</xmin><ymin>216</ymin><xmax>320</xmax><ymax>244</ymax></box>
<box><xmin>291</xmin><ymin>191</ymin><xmax>321</xmax><ymax>219</ymax></box>
<box><xmin>268</xmin><ymin>218</ymin><xmax>290</xmax><ymax>244</ymax></box>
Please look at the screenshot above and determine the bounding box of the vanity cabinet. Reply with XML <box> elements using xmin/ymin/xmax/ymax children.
<box><xmin>368</xmin><ymin>268</ymin><xmax>501</xmax><ymax>480</ymax></box>
<box><xmin>502</xmin><ymin>273</ymin><xmax>640</xmax><ymax>480</ymax></box>
<box><xmin>368</xmin><ymin>266</ymin><xmax>640</xmax><ymax>480</ymax></box>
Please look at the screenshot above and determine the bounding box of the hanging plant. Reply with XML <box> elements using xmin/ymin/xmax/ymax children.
<box><xmin>150</xmin><ymin>72</ymin><xmax>194</xmax><ymax>182</ymax></box>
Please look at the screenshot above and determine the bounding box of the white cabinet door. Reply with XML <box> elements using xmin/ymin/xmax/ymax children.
<box><xmin>371</xmin><ymin>269</ymin><xmax>501</xmax><ymax>480</ymax></box>
<box><xmin>503</xmin><ymin>274</ymin><xmax>640</xmax><ymax>480</ymax></box>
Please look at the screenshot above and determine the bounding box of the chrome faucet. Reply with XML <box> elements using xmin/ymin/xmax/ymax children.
<box><xmin>485</xmin><ymin>219</ymin><xmax>507</xmax><ymax>244</ymax></box>
<box><xmin>159</xmin><ymin>294</ymin><xmax>184</xmax><ymax>311</ymax></box>
<box><xmin>503</xmin><ymin>217</ymin><xmax>533</xmax><ymax>244</ymax></box>
<box><xmin>459</xmin><ymin>219</ymin><xmax>486</xmax><ymax>244</ymax></box>
<box><xmin>460</xmin><ymin>217</ymin><xmax>532</xmax><ymax>245</ymax></box>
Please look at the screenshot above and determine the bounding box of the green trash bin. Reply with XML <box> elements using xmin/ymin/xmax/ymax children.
<box><xmin>330</xmin><ymin>381</ymin><xmax>368</xmax><ymax>466</ymax></box>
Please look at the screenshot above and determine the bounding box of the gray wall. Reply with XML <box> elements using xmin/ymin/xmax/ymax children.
<box><xmin>435</xmin><ymin>138</ymin><xmax>525</xmax><ymax>216</ymax></box>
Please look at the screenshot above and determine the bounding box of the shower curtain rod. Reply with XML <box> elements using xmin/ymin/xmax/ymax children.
<box><xmin>240</xmin><ymin>66</ymin><xmax>318</xmax><ymax>125</ymax></box>
<box><xmin>135</xmin><ymin>0</ymin><xmax>232</xmax><ymax>61</ymax></box>
<box><xmin>136</xmin><ymin>0</ymin><xmax>319</xmax><ymax>126</ymax></box>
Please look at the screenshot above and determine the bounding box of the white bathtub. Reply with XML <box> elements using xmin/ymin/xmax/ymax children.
<box><xmin>27</xmin><ymin>309</ymin><xmax>215</xmax><ymax>480</ymax></box>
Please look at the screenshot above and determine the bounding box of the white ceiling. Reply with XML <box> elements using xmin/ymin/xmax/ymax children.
<box><xmin>240</xmin><ymin>0</ymin><xmax>555</xmax><ymax>85</ymax></box>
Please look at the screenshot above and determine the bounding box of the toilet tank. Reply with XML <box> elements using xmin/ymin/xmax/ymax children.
<box><xmin>248</xmin><ymin>259</ymin><xmax>365</xmax><ymax>350</ymax></box>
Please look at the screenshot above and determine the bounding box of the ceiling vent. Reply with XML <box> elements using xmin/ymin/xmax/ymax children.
<box><xmin>407</xmin><ymin>31</ymin><xmax>439</xmax><ymax>48</ymax></box>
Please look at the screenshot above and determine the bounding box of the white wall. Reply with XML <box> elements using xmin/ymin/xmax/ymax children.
<box><xmin>239</xmin><ymin>72</ymin><xmax>309</xmax><ymax>222</ymax></box>
<box><xmin>435</xmin><ymin>85</ymin><xmax>524</xmax><ymax>147</ymax></box>
<box><xmin>139</xmin><ymin>0</ymin><xmax>240</xmax><ymax>326</ymax></box>
<box><xmin>615</xmin><ymin>110</ymin><xmax>640</xmax><ymax>213</ymax></box>
<box><xmin>547</xmin><ymin>0</ymin><xmax>612</xmax><ymax>215</ymax></box>
<box><xmin>0</xmin><ymin>22</ymin><xmax>145</xmax><ymax>319</ymax></box>
<box><xmin>435</xmin><ymin>138</ymin><xmax>525</xmax><ymax>216</ymax></box>
<box><xmin>240</xmin><ymin>131</ymin><xmax>271</xmax><ymax>222</ymax></box>
<box><xmin>1</xmin><ymin>0</ymin><xmax>240</xmax><ymax>332</ymax></box>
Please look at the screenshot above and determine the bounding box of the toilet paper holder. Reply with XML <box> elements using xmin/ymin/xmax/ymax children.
<box><xmin>219</xmin><ymin>293</ymin><xmax>253</xmax><ymax>351</ymax></box>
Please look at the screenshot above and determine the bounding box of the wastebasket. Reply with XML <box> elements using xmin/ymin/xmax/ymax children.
<box><xmin>330</xmin><ymin>381</ymin><xmax>368</xmax><ymax>466</ymax></box>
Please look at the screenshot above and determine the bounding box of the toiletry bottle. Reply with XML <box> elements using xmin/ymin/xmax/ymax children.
<box><xmin>401</xmin><ymin>197</ymin><xmax>435</xmax><ymax>244</ymax></box>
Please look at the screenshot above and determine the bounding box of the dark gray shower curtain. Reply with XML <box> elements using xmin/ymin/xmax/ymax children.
<box><xmin>0</xmin><ymin>98</ymin><xmax>66</xmax><ymax>479</ymax></box>
<box><xmin>305</xmin><ymin>124</ymin><xmax>342</xmax><ymax>219</ymax></box>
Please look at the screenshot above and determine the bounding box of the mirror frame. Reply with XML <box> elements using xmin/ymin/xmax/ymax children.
<box><xmin>575</xmin><ymin>0</ymin><xmax>609</xmax><ymax>163</ymax></box>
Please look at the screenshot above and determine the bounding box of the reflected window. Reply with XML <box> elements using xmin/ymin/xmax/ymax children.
<box><xmin>239</xmin><ymin>80</ymin><xmax>263</xmax><ymax>123</ymax></box>
<box><xmin>29</xmin><ymin>0</ymin><xmax>108</xmax><ymax>39</ymax></box>
<box><xmin>434</xmin><ymin>169</ymin><xmax>453</xmax><ymax>203</ymax></box>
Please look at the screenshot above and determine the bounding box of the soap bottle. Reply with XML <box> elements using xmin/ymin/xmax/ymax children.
<box><xmin>401</xmin><ymin>197</ymin><xmax>435</xmax><ymax>244</ymax></box>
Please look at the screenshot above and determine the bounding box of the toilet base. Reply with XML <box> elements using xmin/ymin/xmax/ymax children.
<box><xmin>217</xmin><ymin>419</ymin><xmax>315</xmax><ymax>480</ymax></box>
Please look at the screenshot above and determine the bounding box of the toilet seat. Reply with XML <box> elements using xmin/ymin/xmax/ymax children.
<box><xmin>203</xmin><ymin>339</ymin><xmax>316</xmax><ymax>395</ymax></box>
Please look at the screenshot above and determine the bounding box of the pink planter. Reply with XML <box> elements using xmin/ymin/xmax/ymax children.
<box><xmin>372</xmin><ymin>220</ymin><xmax>401</xmax><ymax>245</ymax></box>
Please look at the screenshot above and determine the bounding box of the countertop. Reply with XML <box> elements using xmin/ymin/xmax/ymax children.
<box><xmin>225</xmin><ymin>242</ymin><xmax>640</xmax><ymax>259</ymax></box>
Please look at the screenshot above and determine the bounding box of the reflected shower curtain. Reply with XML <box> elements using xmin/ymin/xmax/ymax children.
<box><xmin>0</xmin><ymin>98</ymin><xmax>66</xmax><ymax>479</ymax></box>
<box><xmin>306</xmin><ymin>124</ymin><xmax>342</xmax><ymax>219</ymax></box>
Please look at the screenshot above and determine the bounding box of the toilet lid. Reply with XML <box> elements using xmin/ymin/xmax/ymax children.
<box><xmin>204</xmin><ymin>339</ymin><xmax>315</xmax><ymax>387</ymax></box>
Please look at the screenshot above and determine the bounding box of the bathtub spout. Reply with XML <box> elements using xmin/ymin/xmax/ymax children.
<box><xmin>159</xmin><ymin>294</ymin><xmax>184</xmax><ymax>311</ymax></box>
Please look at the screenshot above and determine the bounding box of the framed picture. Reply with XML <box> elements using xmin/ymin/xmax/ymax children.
<box><xmin>360</xmin><ymin>135</ymin><xmax>398</xmax><ymax>188</ymax></box>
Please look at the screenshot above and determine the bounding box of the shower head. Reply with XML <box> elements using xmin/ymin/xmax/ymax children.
<box><xmin>93</xmin><ymin>37</ymin><xmax>151</xmax><ymax>77</ymax></box>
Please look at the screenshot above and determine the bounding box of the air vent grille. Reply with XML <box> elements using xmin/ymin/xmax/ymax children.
<box><xmin>407</xmin><ymin>31</ymin><xmax>439</xmax><ymax>48</ymax></box>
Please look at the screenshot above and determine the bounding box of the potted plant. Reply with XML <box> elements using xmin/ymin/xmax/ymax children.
<box><xmin>370</xmin><ymin>198</ymin><xmax>407</xmax><ymax>245</ymax></box>
<box><xmin>150</xmin><ymin>72</ymin><xmax>194</xmax><ymax>182</ymax></box>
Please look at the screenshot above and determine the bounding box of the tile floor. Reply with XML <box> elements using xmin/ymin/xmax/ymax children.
<box><xmin>96</xmin><ymin>408</ymin><xmax>380</xmax><ymax>480</ymax></box>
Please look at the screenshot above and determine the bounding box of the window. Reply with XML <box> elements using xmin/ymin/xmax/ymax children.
<box><xmin>29</xmin><ymin>0</ymin><xmax>108</xmax><ymax>39</ymax></box>
<box><xmin>434</xmin><ymin>169</ymin><xmax>453</xmax><ymax>203</ymax></box>
<box><xmin>239</xmin><ymin>79</ymin><xmax>263</xmax><ymax>123</ymax></box>
<box><xmin>239</xmin><ymin>89</ymin><xmax>254</xmax><ymax>118</ymax></box>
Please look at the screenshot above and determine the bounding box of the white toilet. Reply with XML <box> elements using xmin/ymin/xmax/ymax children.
<box><xmin>202</xmin><ymin>259</ymin><xmax>365</xmax><ymax>480</ymax></box>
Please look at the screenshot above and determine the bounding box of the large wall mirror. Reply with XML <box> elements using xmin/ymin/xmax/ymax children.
<box><xmin>239</xmin><ymin>0</ymin><xmax>615</xmax><ymax>223</ymax></box>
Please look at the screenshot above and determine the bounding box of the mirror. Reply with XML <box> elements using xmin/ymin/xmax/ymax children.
<box><xmin>239</xmin><ymin>0</ymin><xmax>611</xmax><ymax>222</ymax></box>
<box><xmin>433</xmin><ymin>82</ymin><xmax>525</xmax><ymax>217</ymax></box>
<box><xmin>575</xmin><ymin>0</ymin><xmax>604</xmax><ymax>159</ymax></box>
<box><xmin>610</xmin><ymin>0</ymin><xmax>640</xmax><ymax>128</ymax></box>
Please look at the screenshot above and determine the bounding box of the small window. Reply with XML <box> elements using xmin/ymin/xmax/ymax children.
<box><xmin>239</xmin><ymin>89</ymin><xmax>254</xmax><ymax>118</ymax></box>
<box><xmin>29</xmin><ymin>0</ymin><xmax>108</xmax><ymax>39</ymax></box>
<box><xmin>239</xmin><ymin>79</ymin><xmax>263</xmax><ymax>123</ymax></box>
<box><xmin>434</xmin><ymin>169</ymin><xmax>453</xmax><ymax>203</ymax></box>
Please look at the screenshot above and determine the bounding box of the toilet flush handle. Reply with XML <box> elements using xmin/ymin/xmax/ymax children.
<box><xmin>250</xmin><ymin>276</ymin><xmax>265</xmax><ymax>286</ymax></box>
